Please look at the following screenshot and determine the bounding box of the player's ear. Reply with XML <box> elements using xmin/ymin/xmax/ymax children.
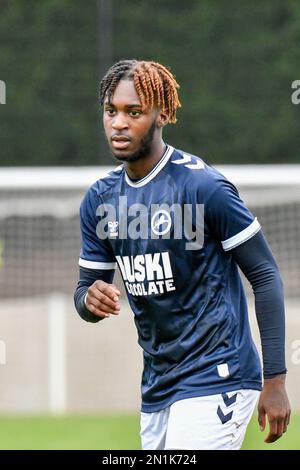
<box><xmin>157</xmin><ymin>112</ymin><xmax>169</xmax><ymax>128</ymax></box>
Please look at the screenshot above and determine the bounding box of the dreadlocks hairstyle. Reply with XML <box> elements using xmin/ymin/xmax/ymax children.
<box><xmin>99</xmin><ymin>60</ymin><xmax>181</xmax><ymax>124</ymax></box>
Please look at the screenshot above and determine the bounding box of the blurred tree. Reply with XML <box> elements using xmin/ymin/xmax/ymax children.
<box><xmin>115</xmin><ymin>0</ymin><xmax>300</xmax><ymax>164</ymax></box>
<box><xmin>0</xmin><ymin>0</ymin><xmax>299</xmax><ymax>165</ymax></box>
<box><xmin>0</xmin><ymin>0</ymin><xmax>101</xmax><ymax>165</ymax></box>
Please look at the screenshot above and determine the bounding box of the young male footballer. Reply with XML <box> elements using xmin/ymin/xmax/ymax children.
<box><xmin>74</xmin><ymin>60</ymin><xmax>290</xmax><ymax>450</ymax></box>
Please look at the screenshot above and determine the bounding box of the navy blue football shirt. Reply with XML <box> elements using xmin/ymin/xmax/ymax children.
<box><xmin>79</xmin><ymin>145</ymin><xmax>262</xmax><ymax>412</ymax></box>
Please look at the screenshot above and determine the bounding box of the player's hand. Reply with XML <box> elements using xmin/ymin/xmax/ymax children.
<box><xmin>85</xmin><ymin>280</ymin><xmax>121</xmax><ymax>319</ymax></box>
<box><xmin>257</xmin><ymin>374</ymin><xmax>291</xmax><ymax>443</ymax></box>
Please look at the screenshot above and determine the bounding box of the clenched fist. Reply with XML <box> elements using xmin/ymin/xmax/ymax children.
<box><xmin>85</xmin><ymin>280</ymin><xmax>121</xmax><ymax>319</ymax></box>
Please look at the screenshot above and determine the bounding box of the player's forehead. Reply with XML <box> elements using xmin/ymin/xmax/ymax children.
<box><xmin>105</xmin><ymin>79</ymin><xmax>142</xmax><ymax>108</ymax></box>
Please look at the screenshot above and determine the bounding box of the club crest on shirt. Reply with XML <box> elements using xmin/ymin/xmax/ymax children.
<box><xmin>151</xmin><ymin>210</ymin><xmax>172</xmax><ymax>236</ymax></box>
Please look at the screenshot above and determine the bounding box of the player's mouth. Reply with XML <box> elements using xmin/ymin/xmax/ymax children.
<box><xmin>111</xmin><ymin>135</ymin><xmax>131</xmax><ymax>150</ymax></box>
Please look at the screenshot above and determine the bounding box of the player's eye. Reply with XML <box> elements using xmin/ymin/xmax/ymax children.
<box><xmin>129</xmin><ymin>110</ymin><xmax>141</xmax><ymax>117</ymax></box>
<box><xmin>105</xmin><ymin>108</ymin><xmax>116</xmax><ymax>116</ymax></box>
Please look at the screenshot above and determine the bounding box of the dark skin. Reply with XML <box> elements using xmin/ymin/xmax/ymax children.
<box><xmin>86</xmin><ymin>79</ymin><xmax>291</xmax><ymax>444</ymax></box>
<box><xmin>103</xmin><ymin>79</ymin><xmax>168</xmax><ymax>179</ymax></box>
<box><xmin>85</xmin><ymin>79</ymin><xmax>168</xmax><ymax>317</ymax></box>
<box><xmin>258</xmin><ymin>374</ymin><xmax>290</xmax><ymax>443</ymax></box>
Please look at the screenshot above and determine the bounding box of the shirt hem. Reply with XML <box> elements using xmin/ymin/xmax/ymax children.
<box><xmin>140</xmin><ymin>380</ymin><xmax>262</xmax><ymax>413</ymax></box>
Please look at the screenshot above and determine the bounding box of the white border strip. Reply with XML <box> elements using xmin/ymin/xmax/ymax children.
<box><xmin>0</xmin><ymin>166</ymin><xmax>114</xmax><ymax>190</ymax></box>
<box><xmin>125</xmin><ymin>145</ymin><xmax>174</xmax><ymax>187</ymax></box>
<box><xmin>1</xmin><ymin>164</ymin><xmax>300</xmax><ymax>190</ymax></box>
<box><xmin>79</xmin><ymin>258</ymin><xmax>117</xmax><ymax>270</ymax></box>
<box><xmin>48</xmin><ymin>293</ymin><xmax>66</xmax><ymax>414</ymax></box>
<box><xmin>222</xmin><ymin>218</ymin><xmax>261</xmax><ymax>251</ymax></box>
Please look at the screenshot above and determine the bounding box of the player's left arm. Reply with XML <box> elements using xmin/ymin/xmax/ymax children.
<box><xmin>231</xmin><ymin>231</ymin><xmax>291</xmax><ymax>443</ymax></box>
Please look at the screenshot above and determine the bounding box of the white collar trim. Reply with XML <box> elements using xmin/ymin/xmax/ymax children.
<box><xmin>124</xmin><ymin>145</ymin><xmax>174</xmax><ymax>188</ymax></box>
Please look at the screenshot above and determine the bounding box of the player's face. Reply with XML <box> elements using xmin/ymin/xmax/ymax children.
<box><xmin>103</xmin><ymin>80</ymin><xmax>161</xmax><ymax>162</ymax></box>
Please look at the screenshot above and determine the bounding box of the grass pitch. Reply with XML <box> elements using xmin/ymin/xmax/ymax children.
<box><xmin>0</xmin><ymin>413</ymin><xmax>298</xmax><ymax>450</ymax></box>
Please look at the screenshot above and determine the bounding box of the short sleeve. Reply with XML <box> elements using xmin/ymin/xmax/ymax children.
<box><xmin>206</xmin><ymin>179</ymin><xmax>261</xmax><ymax>251</ymax></box>
<box><xmin>79</xmin><ymin>188</ymin><xmax>117</xmax><ymax>270</ymax></box>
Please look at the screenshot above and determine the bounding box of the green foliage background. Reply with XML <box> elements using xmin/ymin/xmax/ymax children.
<box><xmin>0</xmin><ymin>0</ymin><xmax>299</xmax><ymax>166</ymax></box>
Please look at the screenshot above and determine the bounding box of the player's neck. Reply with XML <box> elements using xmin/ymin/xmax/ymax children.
<box><xmin>125</xmin><ymin>140</ymin><xmax>167</xmax><ymax>181</ymax></box>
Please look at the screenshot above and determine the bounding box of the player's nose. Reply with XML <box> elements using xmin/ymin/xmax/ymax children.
<box><xmin>111</xmin><ymin>112</ymin><xmax>129</xmax><ymax>130</ymax></box>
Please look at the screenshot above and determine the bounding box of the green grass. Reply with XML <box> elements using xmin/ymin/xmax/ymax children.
<box><xmin>0</xmin><ymin>413</ymin><xmax>298</xmax><ymax>450</ymax></box>
<box><xmin>0</xmin><ymin>415</ymin><xmax>140</xmax><ymax>450</ymax></box>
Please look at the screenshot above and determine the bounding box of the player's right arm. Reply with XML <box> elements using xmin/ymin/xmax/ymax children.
<box><xmin>75</xmin><ymin>185</ymin><xmax>119</xmax><ymax>322</ymax></box>
<box><xmin>74</xmin><ymin>267</ymin><xmax>121</xmax><ymax>322</ymax></box>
